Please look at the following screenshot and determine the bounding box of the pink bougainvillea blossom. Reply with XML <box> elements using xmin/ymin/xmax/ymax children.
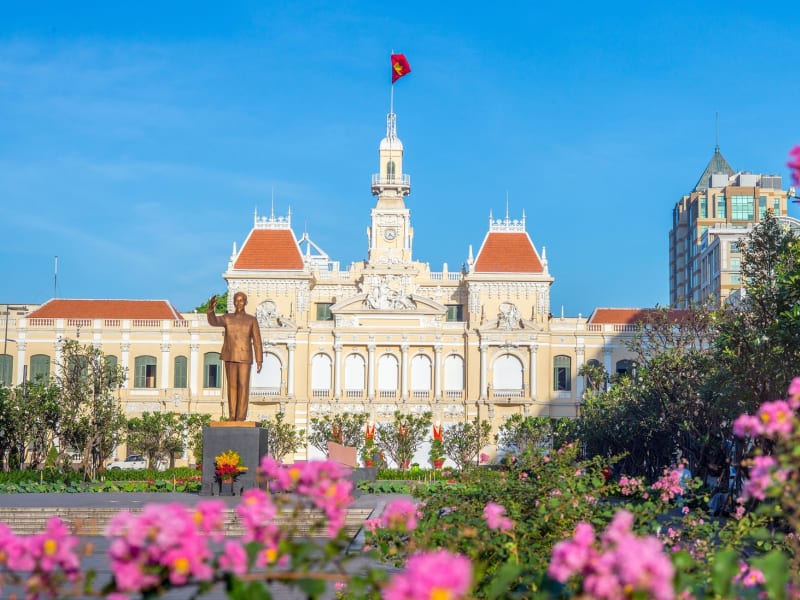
<box><xmin>549</xmin><ymin>510</ymin><xmax>674</xmax><ymax>600</ymax></box>
<box><xmin>383</xmin><ymin>549</ymin><xmax>472</xmax><ymax>600</ymax></box>
<box><xmin>651</xmin><ymin>469</ymin><xmax>683</xmax><ymax>502</ymax></box>
<box><xmin>258</xmin><ymin>457</ymin><xmax>354</xmax><ymax>537</ymax></box>
<box><xmin>788</xmin><ymin>145</ymin><xmax>800</xmax><ymax>186</ymax></box>
<box><xmin>756</xmin><ymin>400</ymin><xmax>795</xmax><ymax>438</ymax></box>
<box><xmin>482</xmin><ymin>502</ymin><xmax>514</xmax><ymax>532</ymax></box>
<box><xmin>743</xmin><ymin>455</ymin><xmax>787</xmax><ymax>501</ymax></box>
<box><xmin>380</xmin><ymin>499</ymin><xmax>419</xmax><ymax>532</ymax></box>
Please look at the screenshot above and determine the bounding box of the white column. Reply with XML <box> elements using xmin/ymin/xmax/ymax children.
<box><xmin>15</xmin><ymin>340</ymin><xmax>26</xmax><ymax>383</ymax></box>
<box><xmin>434</xmin><ymin>344</ymin><xmax>442</xmax><ymax>401</ymax></box>
<box><xmin>160</xmin><ymin>342</ymin><xmax>170</xmax><ymax>390</ymax></box>
<box><xmin>479</xmin><ymin>343</ymin><xmax>488</xmax><ymax>400</ymax></box>
<box><xmin>120</xmin><ymin>342</ymin><xmax>130</xmax><ymax>389</ymax></box>
<box><xmin>528</xmin><ymin>344</ymin><xmax>538</xmax><ymax>400</ymax></box>
<box><xmin>189</xmin><ymin>342</ymin><xmax>199</xmax><ymax>396</ymax></box>
<box><xmin>287</xmin><ymin>342</ymin><xmax>295</xmax><ymax>397</ymax></box>
<box><xmin>603</xmin><ymin>347</ymin><xmax>613</xmax><ymax>377</ymax></box>
<box><xmin>401</xmin><ymin>344</ymin><xmax>409</xmax><ymax>400</ymax></box>
<box><xmin>367</xmin><ymin>344</ymin><xmax>376</xmax><ymax>400</ymax></box>
<box><xmin>575</xmin><ymin>344</ymin><xmax>585</xmax><ymax>400</ymax></box>
<box><xmin>333</xmin><ymin>343</ymin><xmax>342</xmax><ymax>400</ymax></box>
<box><xmin>54</xmin><ymin>337</ymin><xmax>64</xmax><ymax>380</ymax></box>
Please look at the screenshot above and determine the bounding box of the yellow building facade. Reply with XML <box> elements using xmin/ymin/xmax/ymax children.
<box><xmin>1</xmin><ymin>112</ymin><xmax>649</xmax><ymax>464</ymax></box>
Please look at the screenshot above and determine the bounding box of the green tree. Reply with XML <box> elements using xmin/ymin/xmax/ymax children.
<box><xmin>375</xmin><ymin>411</ymin><xmax>432</xmax><ymax>471</ymax></box>
<box><xmin>0</xmin><ymin>381</ymin><xmax>62</xmax><ymax>470</ymax></box>
<box><xmin>495</xmin><ymin>414</ymin><xmax>553</xmax><ymax>457</ymax></box>
<box><xmin>308</xmin><ymin>413</ymin><xmax>367</xmax><ymax>455</ymax></box>
<box><xmin>55</xmin><ymin>340</ymin><xmax>127</xmax><ymax>479</ymax></box>
<box><xmin>195</xmin><ymin>292</ymin><xmax>227</xmax><ymax>313</ymax></box>
<box><xmin>578</xmin><ymin>361</ymin><xmax>609</xmax><ymax>396</ymax></box>
<box><xmin>185</xmin><ymin>413</ymin><xmax>211</xmax><ymax>465</ymax></box>
<box><xmin>442</xmin><ymin>416</ymin><xmax>491</xmax><ymax>470</ymax></box>
<box><xmin>261</xmin><ymin>411</ymin><xmax>306</xmax><ymax>463</ymax></box>
<box><xmin>714</xmin><ymin>211</ymin><xmax>800</xmax><ymax>411</ymax></box>
<box><xmin>126</xmin><ymin>412</ymin><xmax>186</xmax><ymax>469</ymax></box>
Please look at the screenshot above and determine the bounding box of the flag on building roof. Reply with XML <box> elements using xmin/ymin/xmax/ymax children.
<box><xmin>391</xmin><ymin>53</ymin><xmax>411</xmax><ymax>83</ymax></box>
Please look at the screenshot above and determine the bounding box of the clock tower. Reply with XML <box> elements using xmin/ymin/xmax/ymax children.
<box><xmin>368</xmin><ymin>111</ymin><xmax>413</xmax><ymax>265</ymax></box>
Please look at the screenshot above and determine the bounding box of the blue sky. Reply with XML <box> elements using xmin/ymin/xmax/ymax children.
<box><xmin>1</xmin><ymin>1</ymin><xmax>798</xmax><ymax>315</ymax></box>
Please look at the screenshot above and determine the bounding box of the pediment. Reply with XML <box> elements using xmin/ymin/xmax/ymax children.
<box><xmin>332</xmin><ymin>293</ymin><xmax>446</xmax><ymax>315</ymax></box>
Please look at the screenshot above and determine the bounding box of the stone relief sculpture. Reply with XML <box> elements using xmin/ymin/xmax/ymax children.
<box><xmin>498</xmin><ymin>302</ymin><xmax>521</xmax><ymax>330</ymax></box>
<box><xmin>363</xmin><ymin>278</ymin><xmax>416</xmax><ymax>310</ymax></box>
<box><xmin>256</xmin><ymin>300</ymin><xmax>295</xmax><ymax>328</ymax></box>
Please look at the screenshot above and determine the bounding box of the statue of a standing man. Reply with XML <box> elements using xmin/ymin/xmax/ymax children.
<box><xmin>206</xmin><ymin>292</ymin><xmax>263</xmax><ymax>421</ymax></box>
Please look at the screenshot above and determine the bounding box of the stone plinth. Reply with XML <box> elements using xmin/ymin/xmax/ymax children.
<box><xmin>200</xmin><ymin>426</ymin><xmax>269</xmax><ymax>496</ymax></box>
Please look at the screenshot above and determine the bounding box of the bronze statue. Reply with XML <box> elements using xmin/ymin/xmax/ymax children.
<box><xmin>206</xmin><ymin>292</ymin><xmax>263</xmax><ymax>421</ymax></box>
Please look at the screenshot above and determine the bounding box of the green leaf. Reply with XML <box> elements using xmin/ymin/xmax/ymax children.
<box><xmin>752</xmin><ymin>550</ymin><xmax>788</xmax><ymax>600</ymax></box>
<box><xmin>296</xmin><ymin>577</ymin><xmax>326</xmax><ymax>598</ymax></box>
<box><xmin>485</xmin><ymin>562</ymin><xmax>522</xmax><ymax>600</ymax></box>
<box><xmin>711</xmin><ymin>547</ymin><xmax>738</xmax><ymax>598</ymax></box>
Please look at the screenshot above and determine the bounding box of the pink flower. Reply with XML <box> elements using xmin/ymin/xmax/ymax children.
<box><xmin>236</xmin><ymin>489</ymin><xmax>279</xmax><ymax>544</ymax></box>
<box><xmin>549</xmin><ymin>522</ymin><xmax>597</xmax><ymax>582</ymax></box>
<box><xmin>744</xmin><ymin>455</ymin><xmax>786</xmax><ymax>501</ymax></box>
<box><xmin>106</xmin><ymin>503</ymin><xmax>215</xmax><ymax>593</ymax></box>
<box><xmin>383</xmin><ymin>550</ymin><xmax>472</xmax><ymax>600</ymax></box>
<box><xmin>788</xmin><ymin>145</ymin><xmax>800</xmax><ymax>186</ymax></box>
<box><xmin>258</xmin><ymin>458</ymin><xmax>354</xmax><ymax>537</ymax></box>
<box><xmin>549</xmin><ymin>511</ymin><xmax>674</xmax><ymax>600</ymax></box>
<box><xmin>380</xmin><ymin>499</ymin><xmax>419</xmax><ymax>532</ymax></box>
<box><xmin>733</xmin><ymin>414</ymin><xmax>762</xmax><ymax>437</ymax></box>
<box><xmin>734</xmin><ymin>562</ymin><xmax>765</xmax><ymax>587</ymax></box>
<box><xmin>482</xmin><ymin>502</ymin><xmax>513</xmax><ymax>532</ymax></box>
<box><xmin>756</xmin><ymin>400</ymin><xmax>794</xmax><ymax>438</ymax></box>
<box><xmin>219</xmin><ymin>541</ymin><xmax>248</xmax><ymax>576</ymax></box>
<box><xmin>651</xmin><ymin>469</ymin><xmax>683</xmax><ymax>502</ymax></box>
<box><xmin>479</xmin><ymin>453</ymin><xmax>489</xmax><ymax>463</ymax></box>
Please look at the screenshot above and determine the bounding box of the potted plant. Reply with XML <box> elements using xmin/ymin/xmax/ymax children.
<box><xmin>214</xmin><ymin>449</ymin><xmax>247</xmax><ymax>495</ymax></box>
<box><xmin>429</xmin><ymin>437</ymin><xmax>445</xmax><ymax>470</ymax></box>
<box><xmin>361</xmin><ymin>439</ymin><xmax>377</xmax><ymax>467</ymax></box>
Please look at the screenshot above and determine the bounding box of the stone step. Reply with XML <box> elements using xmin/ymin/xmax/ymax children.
<box><xmin>0</xmin><ymin>507</ymin><xmax>374</xmax><ymax>537</ymax></box>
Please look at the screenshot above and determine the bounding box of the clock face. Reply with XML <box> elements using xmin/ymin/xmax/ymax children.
<box><xmin>383</xmin><ymin>228</ymin><xmax>397</xmax><ymax>241</ymax></box>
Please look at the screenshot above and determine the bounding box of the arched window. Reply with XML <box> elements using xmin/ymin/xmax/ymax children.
<box><xmin>386</xmin><ymin>160</ymin><xmax>396</xmax><ymax>179</ymax></box>
<box><xmin>30</xmin><ymin>354</ymin><xmax>51</xmax><ymax>382</ymax></box>
<box><xmin>253</xmin><ymin>353</ymin><xmax>282</xmax><ymax>389</ymax></box>
<box><xmin>174</xmin><ymin>356</ymin><xmax>188</xmax><ymax>388</ymax></box>
<box><xmin>553</xmin><ymin>355</ymin><xmax>571</xmax><ymax>391</ymax></box>
<box><xmin>616</xmin><ymin>359</ymin><xmax>637</xmax><ymax>379</ymax></box>
<box><xmin>344</xmin><ymin>354</ymin><xmax>365</xmax><ymax>392</ymax></box>
<box><xmin>203</xmin><ymin>352</ymin><xmax>221</xmax><ymax>388</ymax></box>
<box><xmin>311</xmin><ymin>354</ymin><xmax>332</xmax><ymax>393</ymax></box>
<box><xmin>0</xmin><ymin>354</ymin><xmax>12</xmax><ymax>386</ymax></box>
<box><xmin>134</xmin><ymin>355</ymin><xmax>157</xmax><ymax>388</ymax></box>
<box><xmin>493</xmin><ymin>354</ymin><xmax>523</xmax><ymax>390</ymax></box>
<box><xmin>410</xmin><ymin>355</ymin><xmax>432</xmax><ymax>391</ymax></box>
<box><xmin>443</xmin><ymin>355</ymin><xmax>464</xmax><ymax>391</ymax></box>
<box><xmin>378</xmin><ymin>354</ymin><xmax>399</xmax><ymax>392</ymax></box>
<box><xmin>104</xmin><ymin>355</ymin><xmax>120</xmax><ymax>388</ymax></box>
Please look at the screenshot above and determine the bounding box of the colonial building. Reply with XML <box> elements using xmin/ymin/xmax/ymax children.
<box><xmin>669</xmin><ymin>146</ymin><xmax>790</xmax><ymax>307</ymax></box>
<box><xmin>2</xmin><ymin>111</ymin><xmax>654</xmax><ymax>463</ymax></box>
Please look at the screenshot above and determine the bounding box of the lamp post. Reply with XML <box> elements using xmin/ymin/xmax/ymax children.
<box><xmin>1</xmin><ymin>305</ymin><xmax>27</xmax><ymax>386</ymax></box>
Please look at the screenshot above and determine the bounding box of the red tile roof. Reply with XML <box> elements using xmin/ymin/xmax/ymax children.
<box><xmin>588</xmin><ymin>308</ymin><xmax>691</xmax><ymax>325</ymax></box>
<box><xmin>234</xmin><ymin>229</ymin><xmax>304</xmax><ymax>270</ymax></box>
<box><xmin>473</xmin><ymin>232</ymin><xmax>543</xmax><ymax>273</ymax></box>
<box><xmin>27</xmin><ymin>299</ymin><xmax>184</xmax><ymax>320</ymax></box>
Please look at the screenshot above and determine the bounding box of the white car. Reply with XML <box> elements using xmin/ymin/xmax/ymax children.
<box><xmin>106</xmin><ymin>454</ymin><xmax>148</xmax><ymax>470</ymax></box>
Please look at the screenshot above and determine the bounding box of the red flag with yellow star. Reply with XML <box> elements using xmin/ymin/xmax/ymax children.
<box><xmin>391</xmin><ymin>54</ymin><xmax>411</xmax><ymax>83</ymax></box>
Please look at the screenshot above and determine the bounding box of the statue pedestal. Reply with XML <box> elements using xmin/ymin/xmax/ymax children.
<box><xmin>200</xmin><ymin>425</ymin><xmax>269</xmax><ymax>496</ymax></box>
